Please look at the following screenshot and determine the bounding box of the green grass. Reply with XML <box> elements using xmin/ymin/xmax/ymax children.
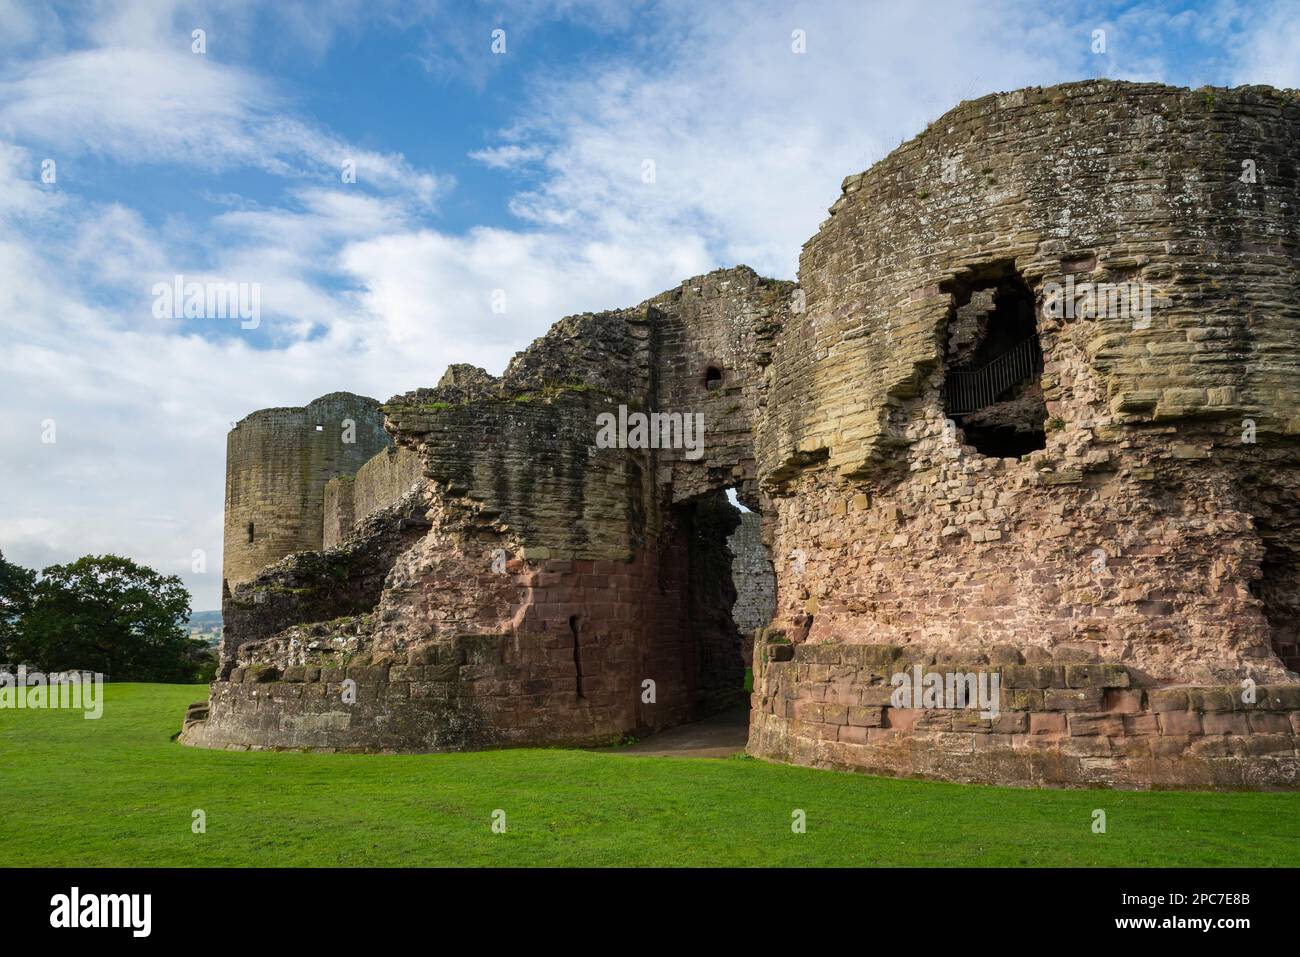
<box><xmin>2</xmin><ymin>684</ymin><xmax>1297</xmax><ymax>867</ymax></box>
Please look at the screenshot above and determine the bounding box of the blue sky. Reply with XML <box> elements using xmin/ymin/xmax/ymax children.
<box><xmin>2</xmin><ymin>0</ymin><xmax>1298</xmax><ymax>610</ymax></box>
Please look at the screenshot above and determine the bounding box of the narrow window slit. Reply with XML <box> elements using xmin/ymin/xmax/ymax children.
<box><xmin>570</xmin><ymin>615</ymin><xmax>584</xmax><ymax>698</ymax></box>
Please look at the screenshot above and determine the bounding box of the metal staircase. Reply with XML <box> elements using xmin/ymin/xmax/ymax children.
<box><xmin>944</xmin><ymin>334</ymin><xmax>1043</xmax><ymax>415</ymax></box>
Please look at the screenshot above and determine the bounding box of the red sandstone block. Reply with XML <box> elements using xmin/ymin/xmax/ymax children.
<box><xmin>858</xmin><ymin>685</ymin><xmax>895</xmax><ymax>706</ymax></box>
<box><xmin>845</xmin><ymin>704</ymin><xmax>883</xmax><ymax>728</ymax></box>
<box><xmin>826</xmin><ymin>680</ymin><xmax>856</xmax><ymax>704</ymax></box>
<box><xmin>1061</xmin><ymin>736</ymin><xmax>1112</xmax><ymax>757</ymax></box>
<box><xmin>1189</xmin><ymin>737</ymin><xmax>1244</xmax><ymax>758</ymax></box>
<box><xmin>1067</xmin><ymin>713</ymin><xmax>1124</xmax><ymax>736</ymax></box>
<box><xmin>1029</xmin><ymin>712</ymin><xmax>1066</xmax><ymax>735</ymax></box>
<box><xmin>1248</xmin><ymin>712</ymin><xmax>1293</xmax><ymax>735</ymax></box>
<box><xmin>1044</xmin><ymin>688</ymin><xmax>1103</xmax><ymax>711</ymax></box>
<box><xmin>812</xmin><ymin>722</ymin><xmax>839</xmax><ymax>742</ymax></box>
<box><xmin>1186</xmin><ymin>688</ymin><xmax>1236</xmax><ymax>712</ymax></box>
<box><xmin>866</xmin><ymin>728</ymin><xmax>898</xmax><ymax>744</ymax></box>
<box><xmin>794</xmin><ymin>701</ymin><xmax>824</xmax><ymax>722</ymax></box>
<box><xmin>935</xmin><ymin>732</ymin><xmax>975</xmax><ymax>754</ymax></box>
<box><xmin>1111</xmin><ymin>737</ymin><xmax>1151</xmax><ymax>758</ymax></box>
<box><xmin>952</xmin><ymin>712</ymin><xmax>994</xmax><ymax>732</ymax></box>
<box><xmin>914</xmin><ymin>710</ymin><xmax>954</xmax><ymax>731</ymax></box>
<box><xmin>1123</xmin><ymin>713</ymin><xmax>1160</xmax><ymax>735</ymax></box>
<box><xmin>1202</xmin><ymin>712</ymin><xmax>1250</xmax><ymax>735</ymax></box>
<box><xmin>1291</xmin><ymin>713</ymin><xmax>1300</xmax><ymax>736</ymax></box>
<box><xmin>1147</xmin><ymin>688</ymin><xmax>1189</xmax><ymax>712</ymax></box>
<box><xmin>1004</xmin><ymin>689</ymin><xmax>1044</xmax><ymax>711</ymax></box>
<box><xmin>1103</xmin><ymin>689</ymin><xmax>1145</xmax><ymax>713</ymax></box>
<box><xmin>823</xmin><ymin>704</ymin><xmax>849</xmax><ymax>726</ymax></box>
<box><xmin>1150</xmin><ymin>735</ymin><xmax>1191</xmax><ymax>757</ymax></box>
<box><xmin>1065</xmin><ymin>664</ymin><xmax>1130</xmax><ymax>688</ymax></box>
<box><xmin>992</xmin><ymin>712</ymin><xmax>1028</xmax><ymax>734</ymax></box>
<box><xmin>884</xmin><ymin>708</ymin><xmax>919</xmax><ymax>731</ymax></box>
<box><xmin>1239</xmin><ymin>734</ymin><xmax>1296</xmax><ymax>755</ymax></box>
<box><xmin>1259</xmin><ymin>685</ymin><xmax>1300</xmax><ymax>710</ymax></box>
<box><xmin>973</xmin><ymin>733</ymin><xmax>1015</xmax><ymax>751</ymax></box>
<box><xmin>838</xmin><ymin>724</ymin><xmax>870</xmax><ymax>745</ymax></box>
<box><xmin>1158</xmin><ymin>712</ymin><xmax>1203</xmax><ymax>736</ymax></box>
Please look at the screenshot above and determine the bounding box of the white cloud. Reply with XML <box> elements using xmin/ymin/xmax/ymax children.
<box><xmin>2</xmin><ymin>0</ymin><xmax>1295</xmax><ymax>612</ymax></box>
<box><xmin>0</xmin><ymin>40</ymin><xmax>447</xmax><ymax>202</ymax></box>
<box><xmin>481</xmin><ymin>0</ymin><xmax>1103</xmax><ymax>278</ymax></box>
<box><xmin>1225</xmin><ymin>1</ymin><xmax>1300</xmax><ymax>88</ymax></box>
<box><xmin>469</xmin><ymin>143</ymin><xmax>547</xmax><ymax>169</ymax></box>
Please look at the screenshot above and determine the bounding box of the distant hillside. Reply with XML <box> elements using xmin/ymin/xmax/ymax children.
<box><xmin>186</xmin><ymin>609</ymin><xmax>223</xmax><ymax>646</ymax></box>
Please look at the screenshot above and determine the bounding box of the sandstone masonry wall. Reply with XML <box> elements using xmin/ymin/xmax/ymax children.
<box><xmin>190</xmin><ymin>80</ymin><xmax>1300</xmax><ymax>791</ymax></box>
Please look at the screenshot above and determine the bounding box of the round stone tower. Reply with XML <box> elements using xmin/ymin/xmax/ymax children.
<box><xmin>222</xmin><ymin>392</ymin><xmax>391</xmax><ymax>591</ymax></box>
<box><xmin>750</xmin><ymin>80</ymin><xmax>1300</xmax><ymax>788</ymax></box>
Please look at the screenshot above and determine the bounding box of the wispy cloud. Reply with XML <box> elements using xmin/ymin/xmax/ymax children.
<box><xmin>1</xmin><ymin>0</ymin><xmax>1294</xmax><ymax>608</ymax></box>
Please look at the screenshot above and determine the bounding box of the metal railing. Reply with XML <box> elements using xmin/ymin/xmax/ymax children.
<box><xmin>944</xmin><ymin>334</ymin><xmax>1043</xmax><ymax>415</ymax></box>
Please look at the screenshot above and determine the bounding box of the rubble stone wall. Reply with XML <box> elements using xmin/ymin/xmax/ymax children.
<box><xmin>729</xmin><ymin>511</ymin><xmax>776</xmax><ymax>641</ymax></box>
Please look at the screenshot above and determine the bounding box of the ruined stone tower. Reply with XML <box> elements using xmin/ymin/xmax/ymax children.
<box><xmin>186</xmin><ymin>80</ymin><xmax>1300</xmax><ymax>790</ymax></box>
<box><xmin>222</xmin><ymin>392</ymin><xmax>391</xmax><ymax>592</ymax></box>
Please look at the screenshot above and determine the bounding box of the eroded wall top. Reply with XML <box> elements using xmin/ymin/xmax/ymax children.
<box><xmin>759</xmin><ymin>80</ymin><xmax>1300</xmax><ymax>490</ymax></box>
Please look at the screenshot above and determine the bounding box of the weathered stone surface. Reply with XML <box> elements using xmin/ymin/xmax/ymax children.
<box><xmin>186</xmin><ymin>80</ymin><xmax>1300</xmax><ymax>791</ymax></box>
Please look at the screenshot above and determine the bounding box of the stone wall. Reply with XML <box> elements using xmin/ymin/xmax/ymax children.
<box><xmin>187</xmin><ymin>267</ymin><xmax>784</xmax><ymax>753</ymax></box>
<box><xmin>223</xmin><ymin>393</ymin><xmax>391</xmax><ymax>590</ymax></box>
<box><xmin>744</xmin><ymin>80</ymin><xmax>1300</xmax><ymax>787</ymax></box>
<box><xmin>749</xmin><ymin>633</ymin><xmax>1300</xmax><ymax>789</ymax></box>
<box><xmin>189</xmin><ymin>80</ymin><xmax>1300</xmax><ymax>790</ymax></box>
<box><xmin>322</xmin><ymin>445</ymin><xmax>424</xmax><ymax>549</ymax></box>
<box><xmin>728</xmin><ymin>510</ymin><xmax>775</xmax><ymax>650</ymax></box>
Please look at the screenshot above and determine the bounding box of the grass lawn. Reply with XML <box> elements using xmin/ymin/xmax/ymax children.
<box><xmin>1</xmin><ymin>683</ymin><xmax>1297</xmax><ymax>867</ymax></box>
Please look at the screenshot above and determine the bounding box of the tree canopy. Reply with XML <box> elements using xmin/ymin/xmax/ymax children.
<box><xmin>2</xmin><ymin>552</ymin><xmax>210</xmax><ymax>682</ymax></box>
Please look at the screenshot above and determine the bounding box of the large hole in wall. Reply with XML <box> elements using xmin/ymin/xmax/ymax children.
<box><xmin>724</xmin><ymin>488</ymin><xmax>775</xmax><ymax>676</ymax></box>
<box><xmin>941</xmin><ymin>263</ymin><xmax>1047</xmax><ymax>459</ymax></box>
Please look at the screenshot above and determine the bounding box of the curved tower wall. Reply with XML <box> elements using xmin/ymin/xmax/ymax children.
<box><xmin>749</xmin><ymin>81</ymin><xmax>1300</xmax><ymax>787</ymax></box>
<box><xmin>758</xmin><ymin>81</ymin><xmax>1300</xmax><ymax>678</ymax></box>
<box><xmin>222</xmin><ymin>392</ymin><xmax>391</xmax><ymax>591</ymax></box>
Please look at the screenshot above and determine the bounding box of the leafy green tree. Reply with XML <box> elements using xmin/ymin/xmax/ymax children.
<box><xmin>11</xmin><ymin>554</ymin><xmax>196</xmax><ymax>682</ymax></box>
<box><xmin>0</xmin><ymin>549</ymin><xmax>36</xmax><ymax>661</ymax></box>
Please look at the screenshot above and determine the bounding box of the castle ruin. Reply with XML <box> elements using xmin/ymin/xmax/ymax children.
<box><xmin>183</xmin><ymin>80</ymin><xmax>1300</xmax><ymax>789</ymax></box>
